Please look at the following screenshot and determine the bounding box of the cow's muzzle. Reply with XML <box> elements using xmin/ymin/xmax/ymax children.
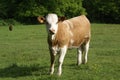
<box><xmin>49</xmin><ymin>29</ymin><xmax>55</xmax><ymax>34</ymax></box>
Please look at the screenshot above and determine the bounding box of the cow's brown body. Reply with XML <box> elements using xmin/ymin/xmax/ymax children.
<box><xmin>48</xmin><ymin>15</ymin><xmax>90</xmax><ymax>48</ymax></box>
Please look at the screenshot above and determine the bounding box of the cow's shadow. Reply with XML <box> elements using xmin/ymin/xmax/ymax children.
<box><xmin>0</xmin><ymin>64</ymin><xmax>48</xmax><ymax>78</ymax></box>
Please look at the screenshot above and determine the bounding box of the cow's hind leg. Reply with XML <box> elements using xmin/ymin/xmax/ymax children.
<box><xmin>82</xmin><ymin>40</ymin><xmax>90</xmax><ymax>64</ymax></box>
<box><xmin>77</xmin><ymin>47</ymin><xmax>83</xmax><ymax>65</ymax></box>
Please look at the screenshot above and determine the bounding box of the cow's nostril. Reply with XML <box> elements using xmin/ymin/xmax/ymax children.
<box><xmin>49</xmin><ymin>29</ymin><xmax>55</xmax><ymax>34</ymax></box>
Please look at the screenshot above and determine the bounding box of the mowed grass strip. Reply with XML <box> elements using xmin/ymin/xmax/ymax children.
<box><xmin>0</xmin><ymin>24</ymin><xmax>120</xmax><ymax>80</ymax></box>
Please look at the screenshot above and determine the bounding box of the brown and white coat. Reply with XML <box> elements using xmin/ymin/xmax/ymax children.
<box><xmin>38</xmin><ymin>13</ymin><xmax>91</xmax><ymax>76</ymax></box>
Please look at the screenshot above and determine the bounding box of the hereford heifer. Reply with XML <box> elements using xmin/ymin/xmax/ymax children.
<box><xmin>37</xmin><ymin>13</ymin><xmax>91</xmax><ymax>76</ymax></box>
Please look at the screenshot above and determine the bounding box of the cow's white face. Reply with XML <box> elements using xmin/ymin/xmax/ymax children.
<box><xmin>46</xmin><ymin>14</ymin><xmax>58</xmax><ymax>34</ymax></box>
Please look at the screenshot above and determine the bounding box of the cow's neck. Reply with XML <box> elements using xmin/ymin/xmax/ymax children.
<box><xmin>47</xmin><ymin>22</ymin><xmax>70</xmax><ymax>47</ymax></box>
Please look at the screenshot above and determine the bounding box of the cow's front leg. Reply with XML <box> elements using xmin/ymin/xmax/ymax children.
<box><xmin>58</xmin><ymin>45</ymin><xmax>67</xmax><ymax>76</ymax></box>
<box><xmin>49</xmin><ymin>48</ymin><xmax>56</xmax><ymax>75</ymax></box>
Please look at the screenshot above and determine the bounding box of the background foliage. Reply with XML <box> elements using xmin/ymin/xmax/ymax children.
<box><xmin>83</xmin><ymin>0</ymin><xmax>120</xmax><ymax>23</ymax></box>
<box><xmin>0</xmin><ymin>0</ymin><xmax>120</xmax><ymax>25</ymax></box>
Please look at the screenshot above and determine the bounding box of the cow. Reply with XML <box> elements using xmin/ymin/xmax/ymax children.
<box><xmin>37</xmin><ymin>13</ymin><xmax>91</xmax><ymax>76</ymax></box>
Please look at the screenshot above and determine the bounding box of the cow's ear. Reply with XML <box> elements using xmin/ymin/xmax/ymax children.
<box><xmin>58</xmin><ymin>16</ymin><xmax>66</xmax><ymax>22</ymax></box>
<box><xmin>37</xmin><ymin>16</ymin><xmax>45</xmax><ymax>23</ymax></box>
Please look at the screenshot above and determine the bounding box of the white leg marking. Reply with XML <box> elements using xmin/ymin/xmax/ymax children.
<box><xmin>58</xmin><ymin>45</ymin><xmax>67</xmax><ymax>76</ymax></box>
<box><xmin>83</xmin><ymin>41</ymin><xmax>90</xmax><ymax>64</ymax></box>
<box><xmin>77</xmin><ymin>47</ymin><xmax>82</xmax><ymax>65</ymax></box>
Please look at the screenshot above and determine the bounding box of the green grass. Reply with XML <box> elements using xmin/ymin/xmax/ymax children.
<box><xmin>0</xmin><ymin>24</ymin><xmax>120</xmax><ymax>80</ymax></box>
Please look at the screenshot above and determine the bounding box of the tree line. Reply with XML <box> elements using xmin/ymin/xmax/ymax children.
<box><xmin>0</xmin><ymin>0</ymin><xmax>120</xmax><ymax>25</ymax></box>
<box><xmin>83</xmin><ymin>0</ymin><xmax>120</xmax><ymax>23</ymax></box>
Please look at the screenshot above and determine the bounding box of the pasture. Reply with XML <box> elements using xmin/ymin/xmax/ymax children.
<box><xmin>0</xmin><ymin>24</ymin><xmax>120</xmax><ymax>80</ymax></box>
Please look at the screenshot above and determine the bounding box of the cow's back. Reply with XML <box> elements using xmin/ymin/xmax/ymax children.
<box><xmin>63</xmin><ymin>15</ymin><xmax>91</xmax><ymax>47</ymax></box>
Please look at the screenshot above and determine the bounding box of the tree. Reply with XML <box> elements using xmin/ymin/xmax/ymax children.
<box><xmin>56</xmin><ymin>0</ymin><xmax>86</xmax><ymax>18</ymax></box>
<box><xmin>36</xmin><ymin>0</ymin><xmax>86</xmax><ymax>18</ymax></box>
<box><xmin>15</xmin><ymin>0</ymin><xmax>86</xmax><ymax>23</ymax></box>
<box><xmin>83</xmin><ymin>0</ymin><xmax>120</xmax><ymax>23</ymax></box>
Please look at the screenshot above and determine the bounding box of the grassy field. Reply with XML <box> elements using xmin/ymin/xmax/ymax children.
<box><xmin>0</xmin><ymin>24</ymin><xmax>120</xmax><ymax>80</ymax></box>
